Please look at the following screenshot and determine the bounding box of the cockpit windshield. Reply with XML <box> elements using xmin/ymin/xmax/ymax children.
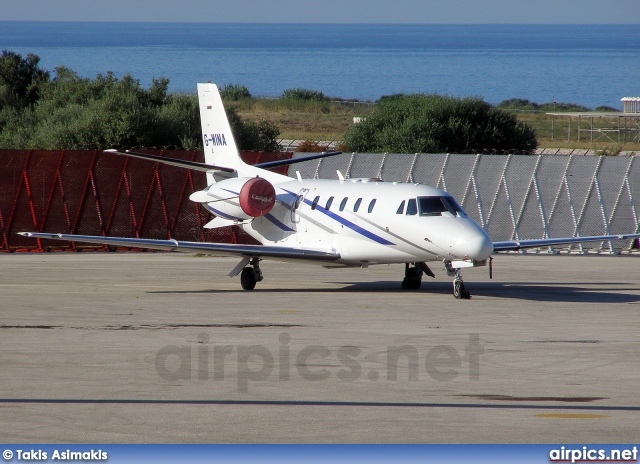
<box><xmin>417</xmin><ymin>196</ymin><xmax>466</xmax><ymax>217</ymax></box>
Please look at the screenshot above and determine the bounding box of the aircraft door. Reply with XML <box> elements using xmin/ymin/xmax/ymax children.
<box><xmin>291</xmin><ymin>188</ymin><xmax>309</xmax><ymax>223</ymax></box>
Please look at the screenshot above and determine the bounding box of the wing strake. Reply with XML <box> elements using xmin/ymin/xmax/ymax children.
<box><xmin>255</xmin><ymin>151</ymin><xmax>342</xmax><ymax>169</ymax></box>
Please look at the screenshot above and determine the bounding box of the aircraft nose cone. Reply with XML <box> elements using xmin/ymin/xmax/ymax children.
<box><xmin>466</xmin><ymin>233</ymin><xmax>493</xmax><ymax>261</ymax></box>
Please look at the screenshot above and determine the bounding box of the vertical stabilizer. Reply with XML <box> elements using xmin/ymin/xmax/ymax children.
<box><xmin>198</xmin><ymin>83</ymin><xmax>247</xmax><ymax>183</ymax></box>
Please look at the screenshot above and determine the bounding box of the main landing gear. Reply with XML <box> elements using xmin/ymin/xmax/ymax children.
<box><xmin>240</xmin><ymin>258</ymin><xmax>263</xmax><ymax>290</ymax></box>
<box><xmin>444</xmin><ymin>261</ymin><xmax>471</xmax><ymax>299</ymax></box>
<box><xmin>401</xmin><ymin>262</ymin><xmax>435</xmax><ymax>290</ymax></box>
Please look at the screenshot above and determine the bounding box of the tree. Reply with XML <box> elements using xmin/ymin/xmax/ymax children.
<box><xmin>0</xmin><ymin>50</ymin><xmax>50</xmax><ymax>134</ymax></box>
<box><xmin>0</xmin><ymin>50</ymin><xmax>50</xmax><ymax>110</ymax></box>
<box><xmin>344</xmin><ymin>94</ymin><xmax>538</xmax><ymax>154</ymax></box>
<box><xmin>0</xmin><ymin>54</ymin><xmax>280</xmax><ymax>151</ymax></box>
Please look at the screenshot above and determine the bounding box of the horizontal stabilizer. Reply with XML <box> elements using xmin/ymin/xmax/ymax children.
<box><xmin>255</xmin><ymin>151</ymin><xmax>342</xmax><ymax>169</ymax></box>
<box><xmin>493</xmin><ymin>233</ymin><xmax>640</xmax><ymax>252</ymax></box>
<box><xmin>104</xmin><ymin>149</ymin><xmax>236</xmax><ymax>173</ymax></box>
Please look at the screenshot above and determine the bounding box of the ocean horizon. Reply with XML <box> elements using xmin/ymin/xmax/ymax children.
<box><xmin>1</xmin><ymin>21</ymin><xmax>639</xmax><ymax>108</ymax></box>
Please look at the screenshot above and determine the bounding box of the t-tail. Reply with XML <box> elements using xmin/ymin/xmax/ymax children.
<box><xmin>197</xmin><ymin>82</ymin><xmax>249</xmax><ymax>183</ymax></box>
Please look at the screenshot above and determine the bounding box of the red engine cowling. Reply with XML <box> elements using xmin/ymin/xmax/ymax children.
<box><xmin>238</xmin><ymin>177</ymin><xmax>276</xmax><ymax>217</ymax></box>
<box><xmin>193</xmin><ymin>176</ymin><xmax>276</xmax><ymax>221</ymax></box>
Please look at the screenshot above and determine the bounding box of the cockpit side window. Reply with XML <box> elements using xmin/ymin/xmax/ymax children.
<box><xmin>406</xmin><ymin>198</ymin><xmax>417</xmax><ymax>215</ymax></box>
<box><xmin>443</xmin><ymin>196</ymin><xmax>465</xmax><ymax>216</ymax></box>
<box><xmin>417</xmin><ymin>196</ymin><xmax>465</xmax><ymax>216</ymax></box>
<box><xmin>418</xmin><ymin>196</ymin><xmax>449</xmax><ymax>216</ymax></box>
<box><xmin>396</xmin><ymin>200</ymin><xmax>405</xmax><ymax>214</ymax></box>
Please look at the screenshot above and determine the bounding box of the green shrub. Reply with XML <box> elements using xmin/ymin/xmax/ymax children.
<box><xmin>282</xmin><ymin>88</ymin><xmax>327</xmax><ymax>102</ymax></box>
<box><xmin>595</xmin><ymin>106</ymin><xmax>620</xmax><ymax>112</ymax></box>
<box><xmin>221</xmin><ymin>84</ymin><xmax>252</xmax><ymax>101</ymax></box>
<box><xmin>296</xmin><ymin>140</ymin><xmax>328</xmax><ymax>152</ymax></box>
<box><xmin>0</xmin><ymin>53</ymin><xmax>279</xmax><ymax>151</ymax></box>
<box><xmin>344</xmin><ymin>94</ymin><xmax>538</xmax><ymax>154</ymax></box>
<box><xmin>497</xmin><ymin>98</ymin><xmax>540</xmax><ymax>111</ymax></box>
<box><xmin>499</xmin><ymin>98</ymin><xmax>593</xmax><ymax>113</ymax></box>
<box><xmin>538</xmin><ymin>102</ymin><xmax>590</xmax><ymax>112</ymax></box>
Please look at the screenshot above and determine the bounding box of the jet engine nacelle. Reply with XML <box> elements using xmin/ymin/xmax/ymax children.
<box><xmin>190</xmin><ymin>177</ymin><xmax>276</xmax><ymax>220</ymax></box>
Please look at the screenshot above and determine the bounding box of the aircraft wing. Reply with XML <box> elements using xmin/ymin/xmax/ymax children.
<box><xmin>17</xmin><ymin>232</ymin><xmax>341</xmax><ymax>262</ymax></box>
<box><xmin>492</xmin><ymin>233</ymin><xmax>640</xmax><ymax>252</ymax></box>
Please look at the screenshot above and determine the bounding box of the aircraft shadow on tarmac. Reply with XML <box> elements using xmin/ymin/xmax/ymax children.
<box><xmin>151</xmin><ymin>281</ymin><xmax>640</xmax><ymax>303</ymax></box>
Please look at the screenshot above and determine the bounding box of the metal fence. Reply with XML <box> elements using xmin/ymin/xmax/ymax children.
<box><xmin>0</xmin><ymin>150</ymin><xmax>291</xmax><ymax>252</ymax></box>
<box><xmin>288</xmin><ymin>152</ymin><xmax>640</xmax><ymax>254</ymax></box>
<box><xmin>2</xmin><ymin>150</ymin><xmax>638</xmax><ymax>254</ymax></box>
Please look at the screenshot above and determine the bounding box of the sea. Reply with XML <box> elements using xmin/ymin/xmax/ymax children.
<box><xmin>1</xmin><ymin>22</ymin><xmax>639</xmax><ymax>109</ymax></box>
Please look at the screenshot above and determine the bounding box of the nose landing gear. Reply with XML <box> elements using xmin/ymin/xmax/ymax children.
<box><xmin>445</xmin><ymin>261</ymin><xmax>471</xmax><ymax>299</ymax></box>
<box><xmin>453</xmin><ymin>271</ymin><xmax>471</xmax><ymax>299</ymax></box>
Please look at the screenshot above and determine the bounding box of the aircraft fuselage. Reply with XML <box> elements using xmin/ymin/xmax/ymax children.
<box><xmin>215</xmin><ymin>176</ymin><xmax>493</xmax><ymax>268</ymax></box>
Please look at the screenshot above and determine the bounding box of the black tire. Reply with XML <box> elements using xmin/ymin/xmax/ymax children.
<box><xmin>454</xmin><ymin>281</ymin><xmax>471</xmax><ymax>299</ymax></box>
<box><xmin>401</xmin><ymin>277</ymin><xmax>421</xmax><ymax>290</ymax></box>
<box><xmin>453</xmin><ymin>281</ymin><xmax>462</xmax><ymax>299</ymax></box>
<box><xmin>240</xmin><ymin>267</ymin><xmax>257</xmax><ymax>290</ymax></box>
<box><xmin>402</xmin><ymin>266</ymin><xmax>422</xmax><ymax>290</ymax></box>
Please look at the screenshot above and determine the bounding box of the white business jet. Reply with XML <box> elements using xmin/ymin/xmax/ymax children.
<box><xmin>20</xmin><ymin>83</ymin><xmax>640</xmax><ymax>299</ymax></box>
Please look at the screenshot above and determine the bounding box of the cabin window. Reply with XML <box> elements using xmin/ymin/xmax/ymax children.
<box><xmin>353</xmin><ymin>198</ymin><xmax>362</xmax><ymax>212</ymax></box>
<box><xmin>406</xmin><ymin>198</ymin><xmax>417</xmax><ymax>215</ymax></box>
<box><xmin>339</xmin><ymin>197</ymin><xmax>348</xmax><ymax>211</ymax></box>
<box><xmin>325</xmin><ymin>196</ymin><xmax>334</xmax><ymax>210</ymax></box>
<box><xmin>396</xmin><ymin>200</ymin><xmax>405</xmax><ymax>214</ymax></box>
<box><xmin>311</xmin><ymin>196</ymin><xmax>320</xmax><ymax>210</ymax></box>
<box><xmin>368</xmin><ymin>199</ymin><xmax>376</xmax><ymax>213</ymax></box>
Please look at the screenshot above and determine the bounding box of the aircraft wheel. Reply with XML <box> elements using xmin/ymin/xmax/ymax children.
<box><xmin>401</xmin><ymin>277</ymin><xmax>422</xmax><ymax>290</ymax></box>
<box><xmin>402</xmin><ymin>265</ymin><xmax>422</xmax><ymax>290</ymax></box>
<box><xmin>240</xmin><ymin>266</ymin><xmax>257</xmax><ymax>290</ymax></box>
<box><xmin>453</xmin><ymin>281</ymin><xmax>470</xmax><ymax>299</ymax></box>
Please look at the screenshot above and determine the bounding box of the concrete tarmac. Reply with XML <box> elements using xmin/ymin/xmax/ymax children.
<box><xmin>0</xmin><ymin>252</ymin><xmax>638</xmax><ymax>443</ymax></box>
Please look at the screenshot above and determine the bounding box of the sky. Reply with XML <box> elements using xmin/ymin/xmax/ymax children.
<box><xmin>1</xmin><ymin>0</ymin><xmax>639</xmax><ymax>23</ymax></box>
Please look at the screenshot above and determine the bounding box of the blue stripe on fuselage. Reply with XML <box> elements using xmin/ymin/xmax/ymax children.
<box><xmin>283</xmin><ymin>189</ymin><xmax>394</xmax><ymax>245</ymax></box>
<box><xmin>264</xmin><ymin>213</ymin><xmax>295</xmax><ymax>232</ymax></box>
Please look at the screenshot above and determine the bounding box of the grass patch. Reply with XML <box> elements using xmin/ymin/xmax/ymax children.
<box><xmin>227</xmin><ymin>95</ymin><xmax>638</xmax><ymax>151</ymax></box>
